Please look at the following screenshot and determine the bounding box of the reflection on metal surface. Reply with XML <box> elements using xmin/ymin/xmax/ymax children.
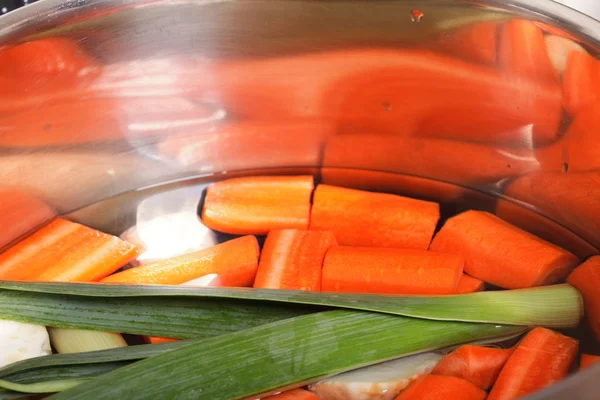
<box><xmin>0</xmin><ymin>1</ymin><xmax>600</xmax><ymax>397</ymax></box>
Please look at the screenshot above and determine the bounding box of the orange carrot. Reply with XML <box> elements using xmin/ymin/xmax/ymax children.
<box><xmin>265</xmin><ymin>389</ymin><xmax>320</xmax><ymax>400</ymax></box>
<box><xmin>567</xmin><ymin>256</ymin><xmax>600</xmax><ymax>342</ymax></box>
<box><xmin>202</xmin><ymin>176</ymin><xmax>313</xmax><ymax>235</ymax></box>
<box><xmin>101</xmin><ymin>236</ymin><xmax>259</xmax><ymax>285</ymax></box>
<box><xmin>395</xmin><ymin>375</ymin><xmax>486</xmax><ymax>400</ymax></box>
<box><xmin>0</xmin><ymin>218</ymin><xmax>137</xmax><ymax>282</ymax></box>
<box><xmin>502</xmin><ymin>171</ymin><xmax>600</xmax><ymax>249</ymax></box>
<box><xmin>322</xmin><ymin>246</ymin><xmax>463</xmax><ymax>295</ymax></box>
<box><xmin>534</xmin><ymin>21</ymin><xmax>585</xmax><ymax>44</ymax></box>
<box><xmin>310</xmin><ymin>184</ymin><xmax>439</xmax><ymax>250</ymax></box>
<box><xmin>563</xmin><ymin>51</ymin><xmax>600</xmax><ymax>115</ymax></box>
<box><xmin>580</xmin><ymin>354</ymin><xmax>600</xmax><ymax>370</ymax></box>
<box><xmin>436</xmin><ymin>21</ymin><xmax>498</xmax><ymax>64</ymax></box>
<box><xmin>146</xmin><ymin>337</ymin><xmax>179</xmax><ymax>345</ymax></box>
<box><xmin>488</xmin><ymin>327</ymin><xmax>578</xmax><ymax>400</ymax></box>
<box><xmin>433</xmin><ymin>345</ymin><xmax>514</xmax><ymax>390</ymax></box>
<box><xmin>499</xmin><ymin>19</ymin><xmax>557</xmax><ymax>82</ymax></box>
<box><xmin>430</xmin><ymin>210</ymin><xmax>578</xmax><ymax>289</ymax></box>
<box><xmin>254</xmin><ymin>230</ymin><xmax>337</xmax><ymax>291</ymax></box>
<box><xmin>322</xmin><ymin>134</ymin><xmax>540</xmax><ymax>186</ymax></box>
<box><xmin>456</xmin><ymin>274</ymin><xmax>485</xmax><ymax>294</ymax></box>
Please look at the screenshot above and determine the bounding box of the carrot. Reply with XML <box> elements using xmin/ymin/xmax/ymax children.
<box><xmin>429</xmin><ymin>210</ymin><xmax>578</xmax><ymax>289</ymax></box>
<box><xmin>533</xmin><ymin>21</ymin><xmax>585</xmax><ymax>44</ymax></box>
<box><xmin>322</xmin><ymin>246</ymin><xmax>463</xmax><ymax>295</ymax></box>
<box><xmin>265</xmin><ymin>389</ymin><xmax>320</xmax><ymax>400</ymax></box>
<box><xmin>502</xmin><ymin>171</ymin><xmax>600</xmax><ymax>247</ymax></box>
<box><xmin>394</xmin><ymin>375</ymin><xmax>486</xmax><ymax>400</ymax></box>
<box><xmin>544</xmin><ymin>35</ymin><xmax>588</xmax><ymax>76</ymax></box>
<box><xmin>494</xmin><ymin>198</ymin><xmax>598</xmax><ymax>260</ymax></box>
<box><xmin>254</xmin><ymin>230</ymin><xmax>337</xmax><ymax>291</ymax></box>
<box><xmin>499</xmin><ymin>19</ymin><xmax>557</xmax><ymax>82</ymax></box>
<box><xmin>456</xmin><ymin>274</ymin><xmax>485</xmax><ymax>294</ymax></box>
<box><xmin>209</xmin><ymin>49</ymin><xmax>561</xmax><ymax>145</ymax></box>
<box><xmin>310</xmin><ymin>184</ymin><xmax>439</xmax><ymax>250</ymax></box>
<box><xmin>101</xmin><ymin>235</ymin><xmax>259</xmax><ymax>285</ymax></box>
<box><xmin>566</xmin><ymin>256</ymin><xmax>600</xmax><ymax>342</ymax></box>
<box><xmin>580</xmin><ymin>354</ymin><xmax>600</xmax><ymax>370</ymax></box>
<box><xmin>322</xmin><ymin>134</ymin><xmax>540</xmax><ymax>186</ymax></box>
<box><xmin>488</xmin><ymin>327</ymin><xmax>578</xmax><ymax>400</ymax></box>
<box><xmin>563</xmin><ymin>51</ymin><xmax>600</xmax><ymax>115</ymax></box>
<box><xmin>0</xmin><ymin>218</ymin><xmax>137</xmax><ymax>282</ymax></box>
<box><xmin>146</xmin><ymin>337</ymin><xmax>179</xmax><ymax>345</ymax></box>
<box><xmin>432</xmin><ymin>345</ymin><xmax>514</xmax><ymax>390</ymax></box>
<box><xmin>201</xmin><ymin>176</ymin><xmax>313</xmax><ymax>235</ymax></box>
<box><xmin>436</xmin><ymin>21</ymin><xmax>498</xmax><ymax>64</ymax></box>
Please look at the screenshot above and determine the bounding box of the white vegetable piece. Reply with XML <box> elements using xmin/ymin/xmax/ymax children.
<box><xmin>309</xmin><ymin>352</ymin><xmax>442</xmax><ymax>400</ymax></box>
<box><xmin>545</xmin><ymin>34</ymin><xmax>587</xmax><ymax>76</ymax></box>
<box><xmin>0</xmin><ymin>319</ymin><xmax>51</xmax><ymax>368</ymax></box>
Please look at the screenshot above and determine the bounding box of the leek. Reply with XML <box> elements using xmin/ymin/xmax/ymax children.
<box><xmin>51</xmin><ymin>310</ymin><xmax>525</xmax><ymax>400</ymax></box>
<box><xmin>0</xmin><ymin>281</ymin><xmax>583</xmax><ymax>328</ymax></box>
<box><xmin>48</xmin><ymin>328</ymin><xmax>127</xmax><ymax>354</ymax></box>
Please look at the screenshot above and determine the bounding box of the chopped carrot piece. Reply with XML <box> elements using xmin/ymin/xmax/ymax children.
<box><xmin>310</xmin><ymin>185</ymin><xmax>439</xmax><ymax>250</ymax></box>
<box><xmin>322</xmin><ymin>246</ymin><xmax>463</xmax><ymax>295</ymax></box>
<box><xmin>433</xmin><ymin>345</ymin><xmax>514</xmax><ymax>390</ymax></box>
<box><xmin>101</xmin><ymin>236</ymin><xmax>259</xmax><ymax>285</ymax></box>
<box><xmin>567</xmin><ymin>256</ymin><xmax>600</xmax><ymax>342</ymax></box>
<box><xmin>146</xmin><ymin>337</ymin><xmax>180</xmax><ymax>345</ymax></box>
<box><xmin>436</xmin><ymin>21</ymin><xmax>498</xmax><ymax>64</ymax></box>
<box><xmin>322</xmin><ymin>134</ymin><xmax>540</xmax><ymax>186</ymax></box>
<box><xmin>499</xmin><ymin>19</ymin><xmax>557</xmax><ymax>82</ymax></box>
<box><xmin>563</xmin><ymin>51</ymin><xmax>600</xmax><ymax>115</ymax></box>
<box><xmin>202</xmin><ymin>176</ymin><xmax>313</xmax><ymax>235</ymax></box>
<box><xmin>455</xmin><ymin>274</ymin><xmax>485</xmax><ymax>294</ymax></box>
<box><xmin>430</xmin><ymin>210</ymin><xmax>578</xmax><ymax>289</ymax></box>
<box><xmin>488</xmin><ymin>328</ymin><xmax>578</xmax><ymax>400</ymax></box>
<box><xmin>254</xmin><ymin>230</ymin><xmax>337</xmax><ymax>291</ymax></box>
<box><xmin>395</xmin><ymin>375</ymin><xmax>486</xmax><ymax>400</ymax></box>
<box><xmin>0</xmin><ymin>218</ymin><xmax>138</xmax><ymax>282</ymax></box>
<box><xmin>502</xmin><ymin>171</ymin><xmax>600</xmax><ymax>250</ymax></box>
<box><xmin>544</xmin><ymin>35</ymin><xmax>588</xmax><ymax>76</ymax></box>
<box><xmin>265</xmin><ymin>389</ymin><xmax>320</xmax><ymax>400</ymax></box>
<box><xmin>580</xmin><ymin>354</ymin><xmax>600</xmax><ymax>370</ymax></box>
<box><xmin>534</xmin><ymin>21</ymin><xmax>585</xmax><ymax>44</ymax></box>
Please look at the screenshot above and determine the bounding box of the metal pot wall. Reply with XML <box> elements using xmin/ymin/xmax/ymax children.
<box><xmin>0</xmin><ymin>1</ymin><xmax>599</xmax><ymax>398</ymax></box>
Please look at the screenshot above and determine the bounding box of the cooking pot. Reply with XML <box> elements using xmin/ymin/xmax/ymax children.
<box><xmin>0</xmin><ymin>0</ymin><xmax>598</xmax><ymax>398</ymax></box>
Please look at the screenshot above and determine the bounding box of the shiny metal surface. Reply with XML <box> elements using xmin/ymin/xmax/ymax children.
<box><xmin>0</xmin><ymin>0</ymin><xmax>599</xmax><ymax>398</ymax></box>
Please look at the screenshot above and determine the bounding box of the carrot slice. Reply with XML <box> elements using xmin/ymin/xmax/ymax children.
<box><xmin>395</xmin><ymin>375</ymin><xmax>486</xmax><ymax>400</ymax></box>
<box><xmin>254</xmin><ymin>230</ymin><xmax>337</xmax><ymax>291</ymax></box>
<box><xmin>534</xmin><ymin>21</ymin><xmax>585</xmax><ymax>44</ymax></box>
<box><xmin>430</xmin><ymin>210</ymin><xmax>578</xmax><ymax>289</ymax></box>
<box><xmin>580</xmin><ymin>354</ymin><xmax>600</xmax><ymax>370</ymax></box>
<box><xmin>265</xmin><ymin>389</ymin><xmax>320</xmax><ymax>400</ymax></box>
<box><xmin>499</xmin><ymin>19</ymin><xmax>557</xmax><ymax>82</ymax></box>
<box><xmin>544</xmin><ymin>35</ymin><xmax>588</xmax><ymax>76</ymax></box>
<box><xmin>101</xmin><ymin>236</ymin><xmax>259</xmax><ymax>285</ymax></box>
<box><xmin>436</xmin><ymin>21</ymin><xmax>498</xmax><ymax>64</ymax></box>
<box><xmin>563</xmin><ymin>51</ymin><xmax>600</xmax><ymax>115</ymax></box>
<box><xmin>432</xmin><ymin>345</ymin><xmax>514</xmax><ymax>390</ymax></box>
<box><xmin>310</xmin><ymin>185</ymin><xmax>439</xmax><ymax>250</ymax></box>
<box><xmin>566</xmin><ymin>256</ymin><xmax>600</xmax><ymax>342</ymax></box>
<box><xmin>0</xmin><ymin>218</ymin><xmax>138</xmax><ymax>282</ymax></box>
<box><xmin>488</xmin><ymin>328</ymin><xmax>578</xmax><ymax>400</ymax></box>
<box><xmin>322</xmin><ymin>134</ymin><xmax>540</xmax><ymax>186</ymax></box>
<box><xmin>146</xmin><ymin>337</ymin><xmax>179</xmax><ymax>345</ymax></box>
<box><xmin>322</xmin><ymin>246</ymin><xmax>463</xmax><ymax>295</ymax></box>
<box><xmin>455</xmin><ymin>274</ymin><xmax>485</xmax><ymax>294</ymax></box>
<box><xmin>202</xmin><ymin>176</ymin><xmax>313</xmax><ymax>235</ymax></box>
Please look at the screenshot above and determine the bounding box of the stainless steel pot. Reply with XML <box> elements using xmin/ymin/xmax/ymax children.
<box><xmin>0</xmin><ymin>0</ymin><xmax>598</xmax><ymax>398</ymax></box>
